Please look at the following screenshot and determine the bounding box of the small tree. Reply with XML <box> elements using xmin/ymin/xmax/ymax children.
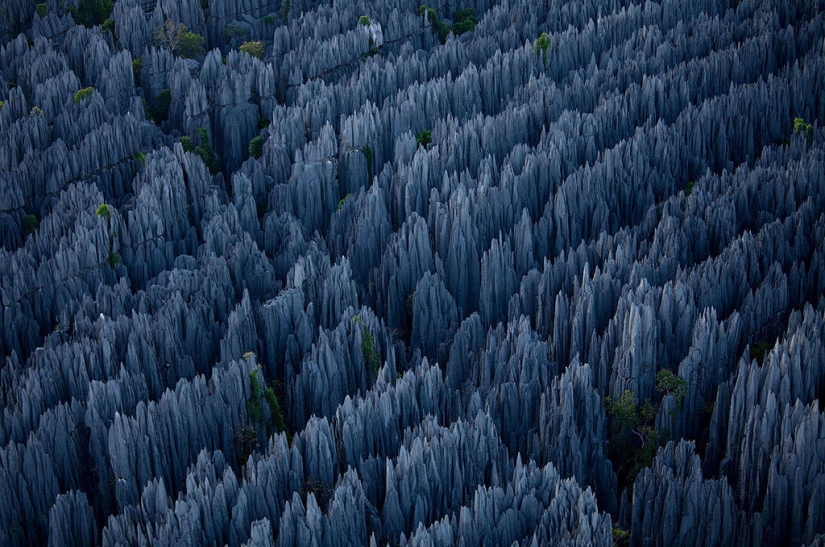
<box><xmin>605</xmin><ymin>389</ymin><xmax>660</xmax><ymax>486</ymax></box>
<box><xmin>248</xmin><ymin>135</ymin><xmax>263</xmax><ymax>159</ymax></box>
<box><xmin>96</xmin><ymin>203</ymin><xmax>112</xmax><ymax>219</ymax></box>
<box><xmin>415</xmin><ymin>129</ymin><xmax>432</xmax><ymax>148</ymax></box>
<box><xmin>239</xmin><ymin>41</ymin><xmax>264</xmax><ymax>59</ymax></box>
<box><xmin>794</xmin><ymin>117</ymin><xmax>813</xmax><ymax>138</ymax></box>
<box><xmin>178</xmin><ymin>28</ymin><xmax>205</xmax><ymax>58</ymax></box>
<box><xmin>35</xmin><ymin>3</ymin><xmax>48</xmax><ymax>17</ymax></box>
<box><xmin>359</xmin><ymin>15</ymin><xmax>371</xmax><ymax>26</ymax></box>
<box><xmin>534</xmin><ymin>32</ymin><xmax>550</xmax><ymax>66</ymax></box>
<box><xmin>154</xmin><ymin>20</ymin><xmax>205</xmax><ymax>58</ymax></box>
<box><xmin>150</xmin><ymin>89</ymin><xmax>171</xmax><ymax>124</ymax></box>
<box><xmin>656</xmin><ymin>369</ymin><xmax>687</xmax><ymax>406</ymax></box>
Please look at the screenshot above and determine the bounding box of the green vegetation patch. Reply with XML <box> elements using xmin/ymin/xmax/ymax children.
<box><xmin>182</xmin><ymin>128</ymin><xmax>221</xmax><ymax>174</ymax></box>
<box><xmin>794</xmin><ymin>117</ymin><xmax>813</xmax><ymax>138</ymax></box>
<box><xmin>264</xmin><ymin>387</ymin><xmax>288</xmax><ymax>437</ymax></box>
<box><xmin>359</xmin><ymin>15</ymin><xmax>371</xmax><ymax>26</ymax></box>
<box><xmin>362</xmin><ymin>329</ymin><xmax>380</xmax><ymax>379</ymax></box>
<box><xmin>68</xmin><ymin>0</ymin><xmax>113</xmax><ymax>27</ymax></box>
<box><xmin>132</xmin><ymin>57</ymin><xmax>143</xmax><ymax>86</ymax></box>
<box><xmin>154</xmin><ymin>21</ymin><xmax>205</xmax><ymax>58</ymax></box>
<box><xmin>452</xmin><ymin>8</ymin><xmax>477</xmax><ymax>36</ymax></box>
<box><xmin>96</xmin><ymin>203</ymin><xmax>112</xmax><ymax>219</ymax></box>
<box><xmin>655</xmin><ymin>369</ymin><xmax>687</xmax><ymax>407</ymax></box>
<box><xmin>534</xmin><ymin>32</ymin><xmax>550</xmax><ymax>66</ymax></box>
<box><xmin>73</xmin><ymin>86</ymin><xmax>95</xmax><ymax>103</ymax></box>
<box><xmin>248</xmin><ymin>135</ymin><xmax>264</xmax><ymax>159</ymax></box>
<box><xmin>239</xmin><ymin>40</ymin><xmax>264</xmax><ymax>59</ymax></box>
<box><xmin>22</xmin><ymin>214</ymin><xmax>40</xmax><ymax>237</ymax></box>
<box><xmin>361</xmin><ymin>144</ymin><xmax>373</xmax><ymax>180</ymax></box>
<box><xmin>419</xmin><ymin>5</ymin><xmax>451</xmax><ymax>43</ymax></box>
<box><xmin>151</xmin><ymin>88</ymin><xmax>171</xmax><ymax>123</ymax></box>
<box><xmin>415</xmin><ymin>129</ymin><xmax>432</xmax><ymax>148</ymax></box>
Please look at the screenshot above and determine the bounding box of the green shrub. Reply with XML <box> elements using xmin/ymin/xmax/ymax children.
<box><xmin>362</xmin><ymin>329</ymin><xmax>380</xmax><ymax>379</ymax></box>
<box><xmin>132</xmin><ymin>151</ymin><xmax>145</xmax><ymax>163</ymax></box>
<box><xmin>22</xmin><ymin>214</ymin><xmax>39</xmax><ymax>237</ymax></box>
<box><xmin>178</xmin><ymin>29</ymin><xmax>205</xmax><ymax>58</ymax></box>
<box><xmin>248</xmin><ymin>135</ymin><xmax>264</xmax><ymax>159</ymax></box>
<box><xmin>181</xmin><ymin>128</ymin><xmax>221</xmax><ymax>174</ymax></box>
<box><xmin>101</xmin><ymin>18</ymin><xmax>114</xmax><ymax>32</ymax></box>
<box><xmin>656</xmin><ymin>369</ymin><xmax>687</xmax><ymax>406</ymax></box>
<box><xmin>0</xmin><ymin>100</ymin><xmax>5</xmax><ymax>110</ymax></box>
<box><xmin>281</xmin><ymin>0</ymin><xmax>290</xmax><ymax>20</ymax></box>
<box><xmin>415</xmin><ymin>129</ymin><xmax>432</xmax><ymax>148</ymax></box>
<box><xmin>35</xmin><ymin>3</ymin><xmax>48</xmax><ymax>17</ymax></box>
<box><xmin>132</xmin><ymin>57</ymin><xmax>143</xmax><ymax>86</ymax></box>
<box><xmin>154</xmin><ymin>20</ymin><xmax>205</xmax><ymax>58</ymax></box>
<box><xmin>68</xmin><ymin>0</ymin><xmax>113</xmax><ymax>27</ymax></box>
<box><xmin>794</xmin><ymin>117</ymin><xmax>813</xmax><ymax>138</ymax></box>
<box><xmin>96</xmin><ymin>203</ymin><xmax>112</xmax><ymax>219</ymax></box>
<box><xmin>180</xmin><ymin>136</ymin><xmax>194</xmax><ymax>152</ymax></box>
<box><xmin>193</xmin><ymin>127</ymin><xmax>221</xmax><ymax>174</ymax></box>
<box><xmin>452</xmin><ymin>8</ymin><xmax>477</xmax><ymax>35</ymax></box>
<box><xmin>107</xmin><ymin>251</ymin><xmax>120</xmax><ymax>268</ymax></box>
<box><xmin>605</xmin><ymin>389</ymin><xmax>662</xmax><ymax>487</ymax></box>
<box><xmin>534</xmin><ymin>32</ymin><xmax>550</xmax><ymax>66</ymax></box>
<box><xmin>264</xmin><ymin>387</ymin><xmax>288</xmax><ymax>436</ymax></box>
<box><xmin>239</xmin><ymin>40</ymin><xmax>264</xmax><ymax>59</ymax></box>
<box><xmin>612</xmin><ymin>527</ymin><xmax>630</xmax><ymax>547</ymax></box>
<box><xmin>683</xmin><ymin>180</ymin><xmax>695</xmax><ymax>196</ymax></box>
<box><xmin>30</xmin><ymin>105</ymin><xmax>43</xmax><ymax>116</ymax></box>
<box><xmin>361</xmin><ymin>144</ymin><xmax>373</xmax><ymax>180</ymax></box>
<box><xmin>359</xmin><ymin>15</ymin><xmax>371</xmax><ymax>26</ymax></box>
<box><xmin>260</xmin><ymin>14</ymin><xmax>275</xmax><ymax>25</ymax></box>
<box><xmin>151</xmin><ymin>88</ymin><xmax>171</xmax><ymax>123</ymax></box>
<box><xmin>246</xmin><ymin>370</ymin><xmax>263</xmax><ymax>423</ymax></box>
<box><xmin>360</xmin><ymin>144</ymin><xmax>373</xmax><ymax>164</ymax></box>
<box><xmin>73</xmin><ymin>86</ymin><xmax>95</xmax><ymax>103</ymax></box>
<box><xmin>419</xmin><ymin>5</ymin><xmax>451</xmax><ymax>43</ymax></box>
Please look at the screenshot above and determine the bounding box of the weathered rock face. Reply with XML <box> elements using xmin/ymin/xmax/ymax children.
<box><xmin>2</xmin><ymin>0</ymin><xmax>825</xmax><ymax>544</ymax></box>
